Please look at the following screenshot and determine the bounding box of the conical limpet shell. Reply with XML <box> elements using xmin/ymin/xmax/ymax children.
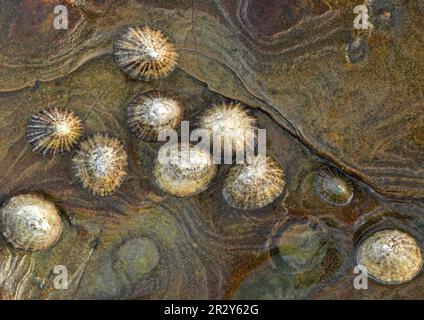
<box><xmin>114</xmin><ymin>26</ymin><xmax>178</xmax><ymax>81</ymax></box>
<box><xmin>126</xmin><ymin>90</ymin><xmax>184</xmax><ymax>142</ymax></box>
<box><xmin>153</xmin><ymin>143</ymin><xmax>217</xmax><ymax>197</ymax></box>
<box><xmin>222</xmin><ymin>156</ymin><xmax>285</xmax><ymax>210</ymax></box>
<box><xmin>356</xmin><ymin>229</ymin><xmax>423</xmax><ymax>285</ymax></box>
<box><xmin>26</xmin><ymin>108</ymin><xmax>83</xmax><ymax>155</ymax></box>
<box><xmin>72</xmin><ymin>134</ymin><xmax>128</xmax><ymax>196</ymax></box>
<box><xmin>197</xmin><ymin>102</ymin><xmax>258</xmax><ymax>156</ymax></box>
<box><xmin>0</xmin><ymin>194</ymin><xmax>63</xmax><ymax>252</ymax></box>
<box><xmin>313</xmin><ymin>167</ymin><xmax>354</xmax><ymax>206</ymax></box>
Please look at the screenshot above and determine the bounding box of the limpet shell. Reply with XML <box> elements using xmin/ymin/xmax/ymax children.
<box><xmin>356</xmin><ymin>229</ymin><xmax>423</xmax><ymax>284</ymax></box>
<box><xmin>153</xmin><ymin>143</ymin><xmax>217</xmax><ymax>197</ymax></box>
<box><xmin>126</xmin><ymin>90</ymin><xmax>184</xmax><ymax>142</ymax></box>
<box><xmin>313</xmin><ymin>167</ymin><xmax>354</xmax><ymax>206</ymax></box>
<box><xmin>0</xmin><ymin>194</ymin><xmax>63</xmax><ymax>252</ymax></box>
<box><xmin>197</xmin><ymin>102</ymin><xmax>258</xmax><ymax>156</ymax></box>
<box><xmin>72</xmin><ymin>134</ymin><xmax>128</xmax><ymax>196</ymax></box>
<box><xmin>114</xmin><ymin>26</ymin><xmax>178</xmax><ymax>81</ymax></box>
<box><xmin>222</xmin><ymin>156</ymin><xmax>285</xmax><ymax>210</ymax></box>
<box><xmin>26</xmin><ymin>108</ymin><xmax>83</xmax><ymax>155</ymax></box>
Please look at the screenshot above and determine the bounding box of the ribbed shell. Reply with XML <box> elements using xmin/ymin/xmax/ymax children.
<box><xmin>0</xmin><ymin>194</ymin><xmax>63</xmax><ymax>252</ymax></box>
<box><xmin>313</xmin><ymin>167</ymin><xmax>354</xmax><ymax>206</ymax></box>
<box><xmin>356</xmin><ymin>229</ymin><xmax>423</xmax><ymax>284</ymax></box>
<box><xmin>197</xmin><ymin>102</ymin><xmax>258</xmax><ymax>156</ymax></box>
<box><xmin>26</xmin><ymin>108</ymin><xmax>83</xmax><ymax>155</ymax></box>
<box><xmin>126</xmin><ymin>90</ymin><xmax>184</xmax><ymax>142</ymax></box>
<box><xmin>153</xmin><ymin>143</ymin><xmax>217</xmax><ymax>197</ymax></box>
<box><xmin>222</xmin><ymin>156</ymin><xmax>285</xmax><ymax>210</ymax></box>
<box><xmin>72</xmin><ymin>134</ymin><xmax>128</xmax><ymax>196</ymax></box>
<box><xmin>114</xmin><ymin>26</ymin><xmax>178</xmax><ymax>81</ymax></box>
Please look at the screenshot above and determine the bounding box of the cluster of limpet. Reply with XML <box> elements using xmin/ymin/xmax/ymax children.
<box><xmin>153</xmin><ymin>143</ymin><xmax>217</xmax><ymax>197</ymax></box>
<box><xmin>114</xmin><ymin>26</ymin><xmax>178</xmax><ymax>81</ymax></box>
<box><xmin>126</xmin><ymin>90</ymin><xmax>184</xmax><ymax>142</ymax></box>
<box><xmin>72</xmin><ymin>134</ymin><xmax>128</xmax><ymax>196</ymax></box>
<box><xmin>26</xmin><ymin>108</ymin><xmax>83</xmax><ymax>155</ymax></box>
<box><xmin>0</xmin><ymin>194</ymin><xmax>63</xmax><ymax>252</ymax></box>
<box><xmin>356</xmin><ymin>229</ymin><xmax>423</xmax><ymax>284</ymax></box>
<box><xmin>313</xmin><ymin>167</ymin><xmax>354</xmax><ymax>206</ymax></box>
<box><xmin>197</xmin><ymin>102</ymin><xmax>258</xmax><ymax>156</ymax></box>
<box><xmin>222</xmin><ymin>156</ymin><xmax>285</xmax><ymax>210</ymax></box>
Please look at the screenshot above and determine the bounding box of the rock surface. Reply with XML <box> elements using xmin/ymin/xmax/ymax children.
<box><xmin>0</xmin><ymin>0</ymin><xmax>423</xmax><ymax>299</ymax></box>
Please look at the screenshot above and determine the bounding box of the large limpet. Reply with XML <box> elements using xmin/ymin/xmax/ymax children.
<box><xmin>222</xmin><ymin>155</ymin><xmax>285</xmax><ymax>210</ymax></box>
<box><xmin>126</xmin><ymin>90</ymin><xmax>184</xmax><ymax>142</ymax></box>
<box><xmin>197</xmin><ymin>102</ymin><xmax>258</xmax><ymax>158</ymax></box>
<box><xmin>72</xmin><ymin>134</ymin><xmax>128</xmax><ymax>196</ymax></box>
<box><xmin>114</xmin><ymin>26</ymin><xmax>178</xmax><ymax>81</ymax></box>
<box><xmin>356</xmin><ymin>229</ymin><xmax>423</xmax><ymax>284</ymax></box>
<box><xmin>0</xmin><ymin>194</ymin><xmax>63</xmax><ymax>252</ymax></box>
<box><xmin>153</xmin><ymin>143</ymin><xmax>217</xmax><ymax>197</ymax></box>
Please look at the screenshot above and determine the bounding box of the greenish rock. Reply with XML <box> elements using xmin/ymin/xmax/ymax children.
<box><xmin>115</xmin><ymin>238</ymin><xmax>160</xmax><ymax>282</ymax></box>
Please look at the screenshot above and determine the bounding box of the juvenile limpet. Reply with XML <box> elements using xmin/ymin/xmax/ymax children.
<box><xmin>222</xmin><ymin>155</ymin><xmax>285</xmax><ymax>210</ymax></box>
<box><xmin>0</xmin><ymin>194</ymin><xmax>63</xmax><ymax>252</ymax></box>
<box><xmin>26</xmin><ymin>108</ymin><xmax>83</xmax><ymax>155</ymax></box>
<box><xmin>313</xmin><ymin>167</ymin><xmax>354</xmax><ymax>206</ymax></box>
<box><xmin>72</xmin><ymin>134</ymin><xmax>128</xmax><ymax>196</ymax></box>
<box><xmin>126</xmin><ymin>90</ymin><xmax>184</xmax><ymax>142</ymax></box>
<box><xmin>153</xmin><ymin>143</ymin><xmax>217</xmax><ymax>197</ymax></box>
<box><xmin>114</xmin><ymin>26</ymin><xmax>178</xmax><ymax>81</ymax></box>
<box><xmin>356</xmin><ymin>229</ymin><xmax>423</xmax><ymax>284</ymax></box>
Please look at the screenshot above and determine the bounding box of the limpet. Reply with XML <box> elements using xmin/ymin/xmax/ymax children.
<box><xmin>356</xmin><ymin>229</ymin><xmax>423</xmax><ymax>284</ymax></box>
<box><xmin>0</xmin><ymin>194</ymin><xmax>63</xmax><ymax>252</ymax></box>
<box><xmin>313</xmin><ymin>167</ymin><xmax>354</xmax><ymax>206</ymax></box>
<box><xmin>26</xmin><ymin>108</ymin><xmax>83</xmax><ymax>155</ymax></box>
<box><xmin>72</xmin><ymin>134</ymin><xmax>128</xmax><ymax>196</ymax></box>
<box><xmin>114</xmin><ymin>26</ymin><xmax>178</xmax><ymax>81</ymax></box>
<box><xmin>222</xmin><ymin>155</ymin><xmax>285</xmax><ymax>210</ymax></box>
<box><xmin>197</xmin><ymin>102</ymin><xmax>258</xmax><ymax>158</ymax></box>
<box><xmin>126</xmin><ymin>90</ymin><xmax>184</xmax><ymax>142</ymax></box>
<box><xmin>153</xmin><ymin>143</ymin><xmax>217</xmax><ymax>197</ymax></box>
